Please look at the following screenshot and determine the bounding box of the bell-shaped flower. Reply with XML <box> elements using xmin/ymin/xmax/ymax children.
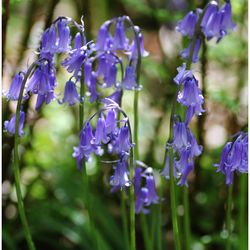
<box><xmin>62</xmin><ymin>80</ymin><xmax>80</xmax><ymax>106</ymax></box>
<box><xmin>144</xmin><ymin>174</ymin><xmax>159</xmax><ymax>205</ymax></box>
<box><xmin>134</xmin><ymin>167</ymin><xmax>142</xmax><ymax>194</ymax></box>
<box><xmin>27</xmin><ymin>62</ymin><xmax>56</xmax><ymax>96</ymax></box>
<box><xmin>101</xmin><ymin>89</ymin><xmax>122</xmax><ymax>106</ymax></box>
<box><xmin>57</xmin><ymin>19</ymin><xmax>71</xmax><ymax>53</ymax></box>
<box><xmin>201</xmin><ymin>1</ymin><xmax>218</xmax><ymax>31</ymax></box>
<box><xmin>121</xmin><ymin>66</ymin><xmax>137</xmax><ymax>90</ymax></box>
<box><xmin>74</xmin><ymin>32</ymin><xmax>83</xmax><ymax>49</ymax></box>
<box><xmin>113</xmin><ymin>18</ymin><xmax>129</xmax><ymax>50</ymax></box>
<box><xmin>105</xmin><ymin>109</ymin><xmax>117</xmax><ymax>134</ymax></box>
<box><xmin>176</xmin><ymin>10</ymin><xmax>199</xmax><ymax>38</ymax></box>
<box><xmin>4</xmin><ymin>111</ymin><xmax>25</xmax><ymax>137</ymax></box>
<box><xmin>96</xmin><ymin>20</ymin><xmax>113</xmax><ymax>51</ymax></box>
<box><xmin>94</xmin><ymin>116</ymin><xmax>109</xmax><ymax>144</ymax></box>
<box><xmin>173</xmin><ymin>121</ymin><xmax>189</xmax><ymax>150</ymax></box>
<box><xmin>113</xmin><ymin>126</ymin><xmax>132</xmax><ymax>155</ymax></box>
<box><xmin>162</xmin><ymin>151</ymin><xmax>178</xmax><ymax>179</ymax></box>
<box><xmin>5</xmin><ymin>73</ymin><xmax>24</xmax><ymax>101</ymax></box>
<box><xmin>35</xmin><ymin>92</ymin><xmax>54</xmax><ymax>110</ymax></box>
<box><xmin>110</xmin><ymin>160</ymin><xmax>130</xmax><ymax>192</ymax></box>
<box><xmin>135</xmin><ymin>187</ymin><xmax>149</xmax><ymax>214</ymax></box>
<box><xmin>173</xmin><ymin>63</ymin><xmax>193</xmax><ymax>85</ymax></box>
<box><xmin>41</xmin><ymin>25</ymin><xmax>57</xmax><ymax>54</ymax></box>
<box><xmin>220</xmin><ymin>1</ymin><xmax>236</xmax><ymax>34</ymax></box>
<box><xmin>84</xmin><ymin>60</ymin><xmax>93</xmax><ymax>87</ymax></box>
<box><xmin>62</xmin><ymin>48</ymin><xmax>87</xmax><ymax>77</ymax></box>
<box><xmin>177</xmin><ymin>77</ymin><xmax>204</xmax><ymax>107</ymax></box>
<box><xmin>88</xmin><ymin>75</ymin><xmax>99</xmax><ymax>103</ymax></box>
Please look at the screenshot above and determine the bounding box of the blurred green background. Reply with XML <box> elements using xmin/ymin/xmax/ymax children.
<box><xmin>2</xmin><ymin>0</ymin><xmax>248</xmax><ymax>249</ymax></box>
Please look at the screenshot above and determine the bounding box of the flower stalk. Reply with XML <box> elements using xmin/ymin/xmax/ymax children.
<box><xmin>14</xmin><ymin>61</ymin><xmax>37</xmax><ymax>250</ymax></box>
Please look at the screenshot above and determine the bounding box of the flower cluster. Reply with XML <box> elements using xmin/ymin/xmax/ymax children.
<box><xmin>176</xmin><ymin>0</ymin><xmax>235</xmax><ymax>62</ymax></box>
<box><xmin>134</xmin><ymin>167</ymin><xmax>159</xmax><ymax>214</ymax></box>
<box><xmin>3</xmin><ymin>16</ymin><xmax>148</xmax><ymax>137</ymax></box>
<box><xmin>214</xmin><ymin>132</ymin><xmax>248</xmax><ymax>185</ymax></box>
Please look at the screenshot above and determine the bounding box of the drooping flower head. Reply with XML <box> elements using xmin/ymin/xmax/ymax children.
<box><xmin>4</xmin><ymin>111</ymin><xmax>26</xmax><ymax>137</ymax></box>
<box><xmin>4</xmin><ymin>73</ymin><xmax>24</xmax><ymax>101</ymax></box>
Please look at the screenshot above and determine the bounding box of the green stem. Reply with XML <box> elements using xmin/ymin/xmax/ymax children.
<box><xmin>157</xmin><ymin>178</ymin><xmax>163</xmax><ymax>250</ymax></box>
<box><xmin>14</xmin><ymin>62</ymin><xmax>37</xmax><ymax>250</ymax></box>
<box><xmin>239</xmin><ymin>175</ymin><xmax>247</xmax><ymax>250</ymax></box>
<box><xmin>140</xmin><ymin>214</ymin><xmax>151</xmax><ymax>250</ymax></box>
<box><xmin>226</xmin><ymin>184</ymin><xmax>233</xmax><ymax>250</ymax></box>
<box><xmin>183</xmin><ymin>187</ymin><xmax>191</xmax><ymax>250</ymax></box>
<box><xmin>121</xmin><ymin>191</ymin><xmax>130</xmax><ymax>250</ymax></box>
<box><xmin>169</xmin><ymin>147</ymin><xmax>181</xmax><ymax>250</ymax></box>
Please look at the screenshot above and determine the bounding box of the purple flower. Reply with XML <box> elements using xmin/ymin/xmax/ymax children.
<box><xmin>145</xmin><ymin>174</ymin><xmax>159</xmax><ymax>205</ymax></box>
<box><xmin>113</xmin><ymin>18</ymin><xmax>129</xmax><ymax>50</ymax></box>
<box><xmin>173</xmin><ymin>63</ymin><xmax>193</xmax><ymax>85</ymax></box>
<box><xmin>73</xmin><ymin>122</ymin><xmax>101</xmax><ymax>170</ymax></box>
<box><xmin>201</xmin><ymin>2</ymin><xmax>218</xmax><ymax>32</ymax></box>
<box><xmin>4</xmin><ymin>111</ymin><xmax>25</xmax><ymax>136</ymax></box>
<box><xmin>113</xmin><ymin>126</ymin><xmax>132</xmax><ymax>155</ymax></box>
<box><xmin>62</xmin><ymin>48</ymin><xmax>87</xmax><ymax>77</ymax></box>
<box><xmin>188</xmin><ymin>129</ymin><xmax>203</xmax><ymax>157</ymax></box>
<box><xmin>5</xmin><ymin>73</ymin><xmax>24</xmax><ymax>100</ymax></box>
<box><xmin>110</xmin><ymin>160</ymin><xmax>130</xmax><ymax>192</ymax></box>
<box><xmin>134</xmin><ymin>167</ymin><xmax>142</xmax><ymax>194</ymax></box>
<box><xmin>88</xmin><ymin>75</ymin><xmax>99</xmax><ymax>103</ymax></box>
<box><xmin>62</xmin><ymin>80</ymin><xmax>80</xmax><ymax>106</ymax></box>
<box><xmin>173</xmin><ymin>121</ymin><xmax>189</xmax><ymax>150</ymax></box>
<box><xmin>26</xmin><ymin>62</ymin><xmax>56</xmax><ymax>96</ymax></box>
<box><xmin>84</xmin><ymin>60</ymin><xmax>93</xmax><ymax>86</ymax></box>
<box><xmin>96</xmin><ymin>21</ymin><xmax>113</xmax><ymax>51</ymax></box>
<box><xmin>177</xmin><ymin>77</ymin><xmax>204</xmax><ymax>108</ymax></box>
<box><xmin>176</xmin><ymin>10</ymin><xmax>199</xmax><ymax>38</ymax></box>
<box><xmin>35</xmin><ymin>92</ymin><xmax>54</xmax><ymax>110</ymax></box>
<box><xmin>104</xmin><ymin>64</ymin><xmax>117</xmax><ymax>88</ymax></box>
<box><xmin>105</xmin><ymin>109</ymin><xmax>117</xmax><ymax>134</ymax></box>
<box><xmin>57</xmin><ymin>19</ymin><xmax>71</xmax><ymax>53</ymax></box>
<box><xmin>214</xmin><ymin>132</ymin><xmax>248</xmax><ymax>185</ymax></box>
<box><xmin>220</xmin><ymin>1</ymin><xmax>236</xmax><ymax>35</ymax></box>
<box><xmin>185</xmin><ymin>105</ymin><xmax>205</xmax><ymax>124</ymax></box>
<box><xmin>162</xmin><ymin>151</ymin><xmax>178</xmax><ymax>179</ymax></box>
<box><xmin>175</xmin><ymin>147</ymin><xmax>194</xmax><ymax>186</ymax></box>
<box><xmin>121</xmin><ymin>66</ymin><xmax>137</xmax><ymax>90</ymax></box>
<box><xmin>181</xmin><ymin>37</ymin><xmax>201</xmax><ymax>63</ymax></box>
<box><xmin>135</xmin><ymin>187</ymin><xmax>149</xmax><ymax>214</ymax></box>
<box><xmin>74</xmin><ymin>32</ymin><xmax>83</xmax><ymax>49</ymax></box>
<box><xmin>41</xmin><ymin>25</ymin><xmax>57</xmax><ymax>54</ymax></box>
<box><xmin>94</xmin><ymin>116</ymin><xmax>108</xmax><ymax>144</ymax></box>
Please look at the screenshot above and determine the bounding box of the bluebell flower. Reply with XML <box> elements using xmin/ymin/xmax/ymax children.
<box><xmin>145</xmin><ymin>174</ymin><xmax>159</xmax><ymax>205</ymax></box>
<box><xmin>4</xmin><ymin>111</ymin><xmax>25</xmax><ymax>136</ymax></box>
<box><xmin>84</xmin><ymin>60</ymin><xmax>93</xmax><ymax>86</ymax></box>
<box><xmin>220</xmin><ymin>1</ymin><xmax>236</xmax><ymax>35</ymax></box>
<box><xmin>94</xmin><ymin>116</ymin><xmax>109</xmax><ymax>144</ymax></box>
<box><xmin>27</xmin><ymin>62</ymin><xmax>56</xmax><ymax>96</ymax></box>
<box><xmin>57</xmin><ymin>19</ymin><xmax>71</xmax><ymax>53</ymax></box>
<box><xmin>62</xmin><ymin>47</ymin><xmax>87</xmax><ymax>77</ymax></box>
<box><xmin>214</xmin><ymin>132</ymin><xmax>248</xmax><ymax>185</ymax></box>
<box><xmin>177</xmin><ymin>77</ymin><xmax>204</xmax><ymax>108</ymax></box>
<box><xmin>201</xmin><ymin>1</ymin><xmax>218</xmax><ymax>31</ymax></box>
<box><xmin>135</xmin><ymin>187</ymin><xmax>149</xmax><ymax>214</ymax></box>
<box><xmin>110</xmin><ymin>160</ymin><xmax>130</xmax><ymax>192</ymax></box>
<box><xmin>62</xmin><ymin>80</ymin><xmax>80</xmax><ymax>106</ymax></box>
<box><xmin>181</xmin><ymin>37</ymin><xmax>201</xmax><ymax>63</ymax></box>
<box><xmin>41</xmin><ymin>25</ymin><xmax>57</xmax><ymax>54</ymax></box>
<box><xmin>74</xmin><ymin>32</ymin><xmax>83</xmax><ymax>49</ymax></box>
<box><xmin>173</xmin><ymin>121</ymin><xmax>189</xmax><ymax>150</ymax></box>
<box><xmin>121</xmin><ymin>66</ymin><xmax>137</xmax><ymax>90</ymax></box>
<box><xmin>173</xmin><ymin>63</ymin><xmax>193</xmax><ymax>85</ymax></box>
<box><xmin>5</xmin><ymin>73</ymin><xmax>24</xmax><ymax>101</ymax></box>
<box><xmin>185</xmin><ymin>104</ymin><xmax>205</xmax><ymax>124</ymax></box>
<box><xmin>105</xmin><ymin>109</ymin><xmax>117</xmax><ymax>134</ymax></box>
<box><xmin>113</xmin><ymin>17</ymin><xmax>129</xmax><ymax>50</ymax></box>
<box><xmin>104</xmin><ymin>64</ymin><xmax>117</xmax><ymax>88</ymax></box>
<box><xmin>113</xmin><ymin>126</ymin><xmax>132</xmax><ymax>155</ymax></box>
<box><xmin>35</xmin><ymin>92</ymin><xmax>54</xmax><ymax>110</ymax></box>
<box><xmin>175</xmin><ymin>147</ymin><xmax>194</xmax><ymax>186</ymax></box>
<box><xmin>88</xmin><ymin>74</ymin><xmax>99</xmax><ymax>103</ymax></box>
<box><xmin>73</xmin><ymin>122</ymin><xmax>101</xmax><ymax>170</ymax></box>
<box><xmin>176</xmin><ymin>10</ymin><xmax>199</xmax><ymax>38</ymax></box>
<box><xmin>96</xmin><ymin>20</ymin><xmax>113</xmax><ymax>51</ymax></box>
<box><xmin>188</xmin><ymin>129</ymin><xmax>203</xmax><ymax>157</ymax></box>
